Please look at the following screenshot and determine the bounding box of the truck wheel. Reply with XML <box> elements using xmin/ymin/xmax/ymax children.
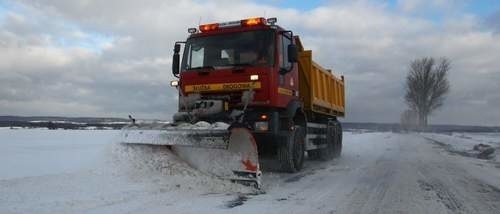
<box><xmin>307</xmin><ymin>149</ymin><xmax>321</xmax><ymax>160</ymax></box>
<box><xmin>333</xmin><ymin>122</ymin><xmax>342</xmax><ymax>158</ymax></box>
<box><xmin>307</xmin><ymin>121</ymin><xmax>338</xmax><ymax>160</ymax></box>
<box><xmin>278</xmin><ymin>125</ymin><xmax>305</xmax><ymax>172</ymax></box>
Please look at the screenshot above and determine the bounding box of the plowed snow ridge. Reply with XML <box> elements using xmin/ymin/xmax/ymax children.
<box><xmin>107</xmin><ymin>143</ymin><xmax>251</xmax><ymax>193</ymax></box>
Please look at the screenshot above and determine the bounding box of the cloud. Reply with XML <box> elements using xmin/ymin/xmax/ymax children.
<box><xmin>1</xmin><ymin>0</ymin><xmax>500</xmax><ymax>126</ymax></box>
<box><xmin>486</xmin><ymin>9</ymin><xmax>500</xmax><ymax>32</ymax></box>
<box><xmin>396</xmin><ymin>0</ymin><xmax>466</xmax><ymax>13</ymax></box>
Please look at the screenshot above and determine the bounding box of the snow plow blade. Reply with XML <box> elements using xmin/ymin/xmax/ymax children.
<box><xmin>118</xmin><ymin>123</ymin><xmax>262</xmax><ymax>188</ymax></box>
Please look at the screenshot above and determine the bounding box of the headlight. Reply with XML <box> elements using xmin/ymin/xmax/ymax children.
<box><xmin>170</xmin><ymin>80</ymin><xmax>179</xmax><ymax>87</ymax></box>
<box><xmin>254</xmin><ymin>121</ymin><xmax>268</xmax><ymax>131</ymax></box>
<box><xmin>250</xmin><ymin>75</ymin><xmax>259</xmax><ymax>81</ymax></box>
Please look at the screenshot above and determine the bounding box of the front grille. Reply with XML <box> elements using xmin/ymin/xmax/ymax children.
<box><xmin>201</xmin><ymin>92</ymin><xmax>243</xmax><ymax>105</ymax></box>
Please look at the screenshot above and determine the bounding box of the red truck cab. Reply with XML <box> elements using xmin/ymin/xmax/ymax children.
<box><xmin>173</xmin><ymin>18</ymin><xmax>299</xmax><ymax>116</ymax></box>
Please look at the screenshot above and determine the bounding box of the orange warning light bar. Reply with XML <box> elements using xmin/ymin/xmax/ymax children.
<box><xmin>199</xmin><ymin>17</ymin><xmax>268</xmax><ymax>32</ymax></box>
<box><xmin>199</xmin><ymin>23</ymin><xmax>219</xmax><ymax>32</ymax></box>
<box><xmin>241</xmin><ymin>17</ymin><xmax>266</xmax><ymax>26</ymax></box>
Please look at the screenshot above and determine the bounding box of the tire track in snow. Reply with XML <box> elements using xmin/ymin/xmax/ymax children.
<box><xmin>417</xmin><ymin>158</ymin><xmax>500</xmax><ymax>213</ymax></box>
<box><xmin>343</xmin><ymin>158</ymin><xmax>397</xmax><ymax>214</ymax></box>
<box><xmin>417</xmin><ymin>178</ymin><xmax>466</xmax><ymax>212</ymax></box>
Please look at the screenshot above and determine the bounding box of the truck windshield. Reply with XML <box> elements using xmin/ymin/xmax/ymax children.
<box><xmin>181</xmin><ymin>30</ymin><xmax>274</xmax><ymax>70</ymax></box>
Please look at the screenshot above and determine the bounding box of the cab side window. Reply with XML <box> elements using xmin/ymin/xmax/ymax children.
<box><xmin>280</xmin><ymin>33</ymin><xmax>292</xmax><ymax>71</ymax></box>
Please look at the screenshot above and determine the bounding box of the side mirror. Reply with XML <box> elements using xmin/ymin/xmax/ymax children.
<box><xmin>172</xmin><ymin>44</ymin><xmax>181</xmax><ymax>76</ymax></box>
<box><xmin>287</xmin><ymin>44</ymin><xmax>298</xmax><ymax>63</ymax></box>
<box><xmin>279</xmin><ymin>68</ymin><xmax>289</xmax><ymax>75</ymax></box>
<box><xmin>174</xmin><ymin>43</ymin><xmax>181</xmax><ymax>53</ymax></box>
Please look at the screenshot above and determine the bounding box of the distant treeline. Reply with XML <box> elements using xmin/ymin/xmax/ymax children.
<box><xmin>1</xmin><ymin>116</ymin><xmax>499</xmax><ymax>132</ymax></box>
<box><xmin>0</xmin><ymin>116</ymin><xmax>129</xmax><ymax>123</ymax></box>
<box><xmin>342</xmin><ymin>122</ymin><xmax>500</xmax><ymax>133</ymax></box>
<box><xmin>0</xmin><ymin>121</ymin><xmax>126</xmax><ymax>130</ymax></box>
<box><xmin>0</xmin><ymin>116</ymin><xmax>130</xmax><ymax>130</ymax></box>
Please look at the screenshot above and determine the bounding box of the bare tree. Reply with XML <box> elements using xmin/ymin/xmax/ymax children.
<box><xmin>404</xmin><ymin>57</ymin><xmax>450</xmax><ymax>128</ymax></box>
<box><xmin>400</xmin><ymin>109</ymin><xmax>418</xmax><ymax>131</ymax></box>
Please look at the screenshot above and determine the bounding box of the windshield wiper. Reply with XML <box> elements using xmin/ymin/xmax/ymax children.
<box><xmin>188</xmin><ymin>66</ymin><xmax>215</xmax><ymax>70</ymax></box>
<box><xmin>227</xmin><ymin>63</ymin><xmax>253</xmax><ymax>67</ymax></box>
<box><xmin>188</xmin><ymin>63</ymin><xmax>252</xmax><ymax>70</ymax></box>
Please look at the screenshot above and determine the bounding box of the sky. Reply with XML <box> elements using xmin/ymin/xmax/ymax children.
<box><xmin>1</xmin><ymin>0</ymin><xmax>500</xmax><ymax>126</ymax></box>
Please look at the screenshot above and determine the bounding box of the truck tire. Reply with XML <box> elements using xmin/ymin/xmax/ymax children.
<box><xmin>307</xmin><ymin>120</ymin><xmax>341</xmax><ymax>160</ymax></box>
<box><xmin>333</xmin><ymin>121</ymin><xmax>342</xmax><ymax>158</ymax></box>
<box><xmin>278</xmin><ymin>125</ymin><xmax>305</xmax><ymax>172</ymax></box>
<box><xmin>308</xmin><ymin>123</ymin><xmax>334</xmax><ymax>160</ymax></box>
<box><xmin>307</xmin><ymin>149</ymin><xmax>321</xmax><ymax>160</ymax></box>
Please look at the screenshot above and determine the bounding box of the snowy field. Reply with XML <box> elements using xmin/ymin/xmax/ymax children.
<box><xmin>1</xmin><ymin>128</ymin><xmax>500</xmax><ymax>213</ymax></box>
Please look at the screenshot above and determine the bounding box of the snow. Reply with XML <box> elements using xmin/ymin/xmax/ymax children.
<box><xmin>422</xmin><ymin>132</ymin><xmax>500</xmax><ymax>161</ymax></box>
<box><xmin>0</xmin><ymin>129</ymin><xmax>113</xmax><ymax>179</ymax></box>
<box><xmin>108</xmin><ymin>142</ymin><xmax>250</xmax><ymax>193</ymax></box>
<box><xmin>0</xmin><ymin>128</ymin><xmax>251</xmax><ymax>213</ymax></box>
<box><xmin>117</xmin><ymin>121</ymin><xmax>246</xmax><ymax>180</ymax></box>
<box><xmin>1</xmin><ymin>129</ymin><xmax>500</xmax><ymax>213</ymax></box>
<box><xmin>175</xmin><ymin>121</ymin><xmax>230</xmax><ymax>130</ymax></box>
<box><xmin>29</xmin><ymin>120</ymin><xmax>87</xmax><ymax>125</ymax></box>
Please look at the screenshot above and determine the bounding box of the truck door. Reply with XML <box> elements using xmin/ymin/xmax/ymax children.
<box><xmin>277</xmin><ymin>32</ymin><xmax>298</xmax><ymax>106</ymax></box>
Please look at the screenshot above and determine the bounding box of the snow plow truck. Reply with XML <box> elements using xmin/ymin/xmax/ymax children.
<box><xmin>119</xmin><ymin>17</ymin><xmax>345</xmax><ymax>188</ymax></box>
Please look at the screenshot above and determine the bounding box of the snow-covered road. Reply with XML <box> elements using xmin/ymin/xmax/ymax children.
<box><xmin>1</xmin><ymin>129</ymin><xmax>499</xmax><ymax>213</ymax></box>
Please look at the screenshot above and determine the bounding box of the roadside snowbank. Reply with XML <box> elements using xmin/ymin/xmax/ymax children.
<box><xmin>422</xmin><ymin>132</ymin><xmax>499</xmax><ymax>161</ymax></box>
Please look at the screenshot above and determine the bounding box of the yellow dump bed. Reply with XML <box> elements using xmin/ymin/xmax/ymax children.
<box><xmin>295</xmin><ymin>36</ymin><xmax>345</xmax><ymax>117</ymax></box>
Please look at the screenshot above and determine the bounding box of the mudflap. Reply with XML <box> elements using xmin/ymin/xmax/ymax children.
<box><xmin>172</xmin><ymin>128</ymin><xmax>262</xmax><ymax>189</ymax></box>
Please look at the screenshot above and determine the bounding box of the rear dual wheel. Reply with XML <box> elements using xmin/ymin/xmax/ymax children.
<box><xmin>308</xmin><ymin>121</ymin><xmax>342</xmax><ymax>160</ymax></box>
<box><xmin>333</xmin><ymin>122</ymin><xmax>342</xmax><ymax>158</ymax></box>
<box><xmin>278</xmin><ymin>125</ymin><xmax>305</xmax><ymax>172</ymax></box>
